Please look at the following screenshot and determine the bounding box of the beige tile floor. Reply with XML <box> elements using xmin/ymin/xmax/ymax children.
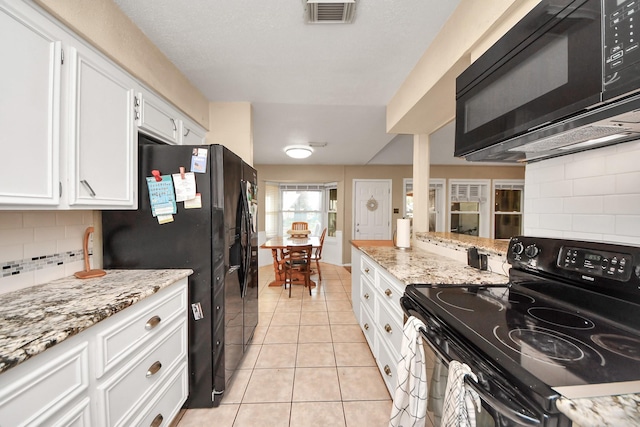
<box><xmin>177</xmin><ymin>263</ymin><xmax>392</xmax><ymax>427</ymax></box>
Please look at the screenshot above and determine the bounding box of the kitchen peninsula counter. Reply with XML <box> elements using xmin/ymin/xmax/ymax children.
<box><xmin>414</xmin><ymin>231</ymin><xmax>509</xmax><ymax>257</ymax></box>
<box><xmin>0</xmin><ymin>269</ymin><xmax>192</xmax><ymax>374</ymax></box>
<box><xmin>351</xmin><ymin>240</ymin><xmax>508</xmax><ymax>286</ymax></box>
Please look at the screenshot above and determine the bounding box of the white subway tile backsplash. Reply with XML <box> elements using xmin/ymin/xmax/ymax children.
<box><xmin>603</xmin><ymin>194</ymin><xmax>640</xmax><ymax>214</ymax></box>
<box><xmin>615</xmin><ymin>171</ymin><xmax>640</xmax><ymax>194</ymax></box>
<box><xmin>23</xmin><ymin>211</ymin><xmax>57</xmax><ymax>227</ymax></box>
<box><xmin>0</xmin><ymin>228</ymin><xmax>35</xmax><ymax>246</ymax></box>
<box><xmin>525</xmin><ymin>143</ymin><xmax>640</xmax><ymax>245</ymax></box>
<box><xmin>0</xmin><ymin>245</ymin><xmax>23</xmax><ymax>264</ymax></box>
<box><xmin>572</xmin><ymin>214</ymin><xmax>616</xmax><ymax>234</ymax></box>
<box><xmin>0</xmin><ymin>271</ymin><xmax>35</xmax><ymax>295</ymax></box>
<box><xmin>565</xmin><ymin>156</ymin><xmax>606</xmax><ymax>179</ymax></box>
<box><xmin>56</xmin><ymin>211</ymin><xmax>89</xmax><ymax>226</ymax></box>
<box><xmin>615</xmin><ymin>215</ymin><xmax>640</xmax><ymax>237</ymax></box>
<box><xmin>34</xmin><ymin>226</ymin><xmax>66</xmax><ymax>242</ymax></box>
<box><xmin>563</xmin><ymin>196</ymin><xmax>603</xmax><ymax>214</ymax></box>
<box><xmin>526</xmin><ymin>163</ymin><xmax>566</xmax><ymax>184</ymax></box>
<box><xmin>538</xmin><ymin>214</ymin><xmax>572</xmax><ymax>231</ymax></box>
<box><xmin>533</xmin><ymin>197</ymin><xmax>564</xmax><ymax>214</ymax></box>
<box><xmin>0</xmin><ymin>212</ymin><xmax>23</xmax><ymax>230</ymax></box>
<box><xmin>24</xmin><ymin>241</ymin><xmax>57</xmax><ymax>260</ymax></box>
<box><xmin>539</xmin><ymin>180</ymin><xmax>573</xmax><ymax>198</ymax></box>
<box><xmin>573</xmin><ymin>175</ymin><xmax>616</xmax><ymax>196</ymax></box>
<box><xmin>605</xmin><ymin>148</ymin><xmax>640</xmax><ymax>175</ymax></box>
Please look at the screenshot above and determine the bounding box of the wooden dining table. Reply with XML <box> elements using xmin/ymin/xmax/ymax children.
<box><xmin>261</xmin><ymin>236</ymin><xmax>321</xmax><ymax>287</ymax></box>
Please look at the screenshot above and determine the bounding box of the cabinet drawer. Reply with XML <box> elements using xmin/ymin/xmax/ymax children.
<box><xmin>129</xmin><ymin>362</ymin><xmax>188</xmax><ymax>427</ymax></box>
<box><xmin>360</xmin><ymin>275</ymin><xmax>376</xmax><ymax>314</ymax></box>
<box><xmin>377</xmin><ymin>271</ymin><xmax>404</xmax><ymax>317</ymax></box>
<box><xmin>376</xmin><ymin>300</ymin><xmax>403</xmax><ymax>355</ymax></box>
<box><xmin>95</xmin><ymin>285</ymin><xmax>186</xmax><ymax>377</ymax></box>
<box><xmin>98</xmin><ymin>321</ymin><xmax>186</xmax><ymax>427</ymax></box>
<box><xmin>0</xmin><ymin>342</ymin><xmax>88</xmax><ymax>427</ymax></box>
<box><xmin>361</xmin><ymin>256</ymin><xmax>376</xmax><ymax>282</ymax></box>
<box><xmin>377</xmin><ymin>338</ymin><xmax>400</xmax><ymax>396</ymax></box>
<box><xmin>359</xmin><ymin>305</ymin><xmax>376</xmax><ymax>350</ymax></box>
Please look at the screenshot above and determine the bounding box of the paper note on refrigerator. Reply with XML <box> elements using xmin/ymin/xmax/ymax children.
<box><xmin>146</xmin><ymin>175</ymin><xmax>177</xmax><ymax>217</ymax></box>
<box><xmin>172</xmin><ymin>171</ymin><xmax>197</xmax><ymax>202</ymax></box>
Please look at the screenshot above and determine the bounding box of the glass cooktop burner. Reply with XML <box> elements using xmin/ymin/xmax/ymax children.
<box><xmin>527</xmin><ymin>307</ymin><xmax>595</xmax><ymax>330</ymax></box>
<box><xmin>592</xmin><ymin>334</ymin><xmax>640</xmax><ymax>361</ymax></box>
<box><xmin>436</xmin><ymin>289</ymin><xmax>505</xmax><ymax>312</ymax></box>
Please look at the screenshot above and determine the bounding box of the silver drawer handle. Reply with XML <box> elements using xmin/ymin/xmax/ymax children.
<box><xmin>385</xmin><ymin>324</ymin><xmax>393</xmax><ymax>334</ymax></box>
<box><xmin>385</xmin><ymin>288</ymin><xmax>392</xmax><ymax>297</ymax></box>
<box><xmin>364</xmin><ymin>293</ymin><xmax>370</xmax><ymax>300</ymax></box>
<box><xmin>150</xmin><ymin>414</ymin><xmax>163</xmax><ymax>427</ymax></box>
<box><xmin>384</xmin><ymin>365</ymin><xmax>392</xmax><ymax>376</ymax></box>
<box><xmin>145</xmin><ymin>315</ymin><xmax>161</xmax><ymax>330</ymax></box>
<box><xmin>146</xmin><ymin>361</ymin><xmax>162</xmax><ymax>377</ymax></box>
<box><xmin>364</xmin><ymin>268</ymin><xmax>370</xmax><ymax>273</ymax></box>
<box><xmin>364</xmin><ymin>323</ymin><xmax>369</xmax><ymax>330</ymax></box>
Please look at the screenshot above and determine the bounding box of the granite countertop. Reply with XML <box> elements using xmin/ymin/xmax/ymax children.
<box><xmin>355</xmin><ymin>244</ymin><xmax>508</xmax><ymax>286</ymax></box>
<box><xmin>415</xmin><ymin>231</ymin><xmax>510</xmax><ymax>258</ymax></box>
<box><xmin>0</xmin><ymin>269</ymin><xmax>192</xmax><ymax>375</ymax></box>
<box><xmin>556</xmin><ymin>394</ymin><xmax>640</xmax><ymax>427</ymax></box>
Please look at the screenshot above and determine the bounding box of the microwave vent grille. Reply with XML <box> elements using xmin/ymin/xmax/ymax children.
<box><xmin>509</xmin><ymin>126</ymin><xmax>629</xmax><ymax>153</ymax></box>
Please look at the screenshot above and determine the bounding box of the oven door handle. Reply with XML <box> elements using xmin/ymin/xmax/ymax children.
<box><xmin>463</xmin><ymin>372</ymin><xmax>541</xmax><ymax>426</ymax></box>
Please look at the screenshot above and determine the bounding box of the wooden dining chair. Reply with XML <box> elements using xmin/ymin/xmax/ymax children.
<box><xmin>310</xmin><ymin>228</ymin><xmax>327</xmax><ymax>280</ymax></box>
<box><xmin>282</xmin><ymin>244</ymin><xmax>313</xmax><ymax>297</ymax></box>
<box><xmin>291</xmin><ymin>221</ymin><xmax>308</xmax><ymax>231</ymax></box>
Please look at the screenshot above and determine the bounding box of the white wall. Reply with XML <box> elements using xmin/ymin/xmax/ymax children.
<box><xmin>523</xmin><ymin>140</ymin><xmax>640</xmax><ymax>245</ymax></box>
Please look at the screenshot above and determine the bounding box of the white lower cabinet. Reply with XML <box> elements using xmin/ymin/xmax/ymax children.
<box><xmin>0</xmin><ymin>278</ymin><xmax>188</xmax><ymax>427</ymax></box>
<box><xmin>0</xmin><ymin>341</ymin><xmax>89</xmax><ymax>427</ymax></box>
<box><xmin>353</xmin><ymin>251</ymin><xmax>406</xmax><ymax>395</ymax></box>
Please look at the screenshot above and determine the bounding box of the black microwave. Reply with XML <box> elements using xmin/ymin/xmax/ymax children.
<box><xmin>455</xmin><ymin>0</ymin><xmax>640</xmax><ymax>162</ymax></box>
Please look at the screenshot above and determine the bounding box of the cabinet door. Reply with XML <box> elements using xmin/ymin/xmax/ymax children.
<box><xmin>180</xmin><ymin>117</ymin><xmax>206</xmax><ymax>145</ymax></box>
<box><xmin>137</xmin><ymin>90</ymin><xmax>180</xmax><ymax>144</ymax></box>
<box><xmin>0</xmin><ymin>3</ymin><xmax>61</xmax><ymax>206</ymax></box>
<box><xmin>67</xmin><ymin>46</ymin><xmax>137</xmax><ymax>209</ymax></box>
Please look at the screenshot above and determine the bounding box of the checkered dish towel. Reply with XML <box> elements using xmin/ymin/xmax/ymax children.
<box><xmin>389</xmin><ymin>316</ymin><xmax>428</xmax><ymax>427</ymax></box>
<box><xmin>441</xmin><ymin>360</ymin><xmax>481</xmax><ymax>427</ymax></box>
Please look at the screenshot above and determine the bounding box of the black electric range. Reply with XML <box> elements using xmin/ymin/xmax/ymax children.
<box><xmin>401</xmin><ymin>236</ymin><xmax>640</xmax><ymax>426</ymax></box>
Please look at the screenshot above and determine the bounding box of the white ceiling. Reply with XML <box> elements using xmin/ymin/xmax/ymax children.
<box><xmin>112</xmin><ymin>0</ymin><xmax>463</xmax><ymax>165</ymax></box>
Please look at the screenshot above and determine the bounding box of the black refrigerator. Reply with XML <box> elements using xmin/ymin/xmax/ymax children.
<box><xmin>102</xmin><ymin>137</ymin><xmax>258</xmax><ymax>407</ymax></box>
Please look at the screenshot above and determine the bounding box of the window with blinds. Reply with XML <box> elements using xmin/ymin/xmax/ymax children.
<box><xmin>494</xmin><ymin>180</ymin><xmax>524</xmax><ymax>239</ymax></box>
<box><xmin>450</xmin><ymin>181</ymin><xmax>489</xmax><ymax>236</ymax></box>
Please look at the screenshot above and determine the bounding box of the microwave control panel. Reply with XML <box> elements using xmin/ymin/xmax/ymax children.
<box><xmin>604</xmin><ymin>0</ymin><xmax>640</xmax><ymax>84</ymax></box>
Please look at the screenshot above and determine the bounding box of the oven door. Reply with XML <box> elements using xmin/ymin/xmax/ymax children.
<box><xmin>402</xmin><ymin>297</ymin><xmax>553</xmax><ymax>427</ymax></box>
<box><xmin>422</xmin><ymin>337</ymin><xmax>540</xmax><ymax>427</ymax></box>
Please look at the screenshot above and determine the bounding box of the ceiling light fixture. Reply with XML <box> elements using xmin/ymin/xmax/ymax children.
<box><xmin>285</xmin><ymin>145</ymin><xmax>314</xmax><ymax>159</ymax></box>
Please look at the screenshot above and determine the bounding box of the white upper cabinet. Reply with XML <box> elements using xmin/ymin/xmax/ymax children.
<box><xmin>137</xmin><ymin>90</ymin><xmax>181</xmax><ymax>145</ymax></box>
<box><xmin>66</xmin><ymin>46</ymin><xmax>137</xmax><ymax>209</ymax></box>
<box><xmin>0</xmin><ymin>2</ymin><xmax>62</xmax><ymax>206</ymax></box>
<box><xmin>180</xmin><ymin>116</ymin><xmax>207</xmax><ymax>145</ymax></box>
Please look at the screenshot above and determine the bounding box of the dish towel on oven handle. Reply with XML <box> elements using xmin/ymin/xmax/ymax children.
<box><xmin>389</xmin><ymin>316</ymin><xmax>428</xmax><ymax>427</ymax></box>
<box><xmin>441</xmin><ymin>360</ymin><xmax>481</xmax><ymax>427</ymax></box>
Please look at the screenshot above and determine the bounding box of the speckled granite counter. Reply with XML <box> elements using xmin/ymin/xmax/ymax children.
<box><xmin>0</xmin><ymin>269</ymin><xmax>192</xmax><ymax>374</ymax></box>
<box><xmin>556</xmin><ymin>394</ymin><xmax>640</xmax><ymax>427</ymax></box>
<box><xmin>356</xmin><ymin>244</ymin><xmax>508</xmax><ymax>286</ymax></box>
<box><xmin>415</xmin><ymin>232</ymin><xmax>509</xmax><ymax>258</ymax></box>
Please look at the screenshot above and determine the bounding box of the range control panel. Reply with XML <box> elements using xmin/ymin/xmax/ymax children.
<box><xmin>558</xmin><ymin>246</ymin><xmax>633</xmax><ymax>281</ymax></box>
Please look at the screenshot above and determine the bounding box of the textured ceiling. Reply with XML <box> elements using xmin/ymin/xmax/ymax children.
<box><xmin>112</xmin><ymin>0</ymin><xmax>462</xmax><ymax>165</ymax></box>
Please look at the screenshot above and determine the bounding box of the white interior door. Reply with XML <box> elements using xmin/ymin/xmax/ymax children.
<box><xmin>353</xmin><ymin>180</ymin><xmax>391</xmax><ymax>239</ymax></box>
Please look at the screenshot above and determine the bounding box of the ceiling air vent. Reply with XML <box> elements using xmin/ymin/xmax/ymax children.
<box><xmin>304</xmin><ymin>0</ymin><xmax>357</xmax><ymax>24</ymax></box>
